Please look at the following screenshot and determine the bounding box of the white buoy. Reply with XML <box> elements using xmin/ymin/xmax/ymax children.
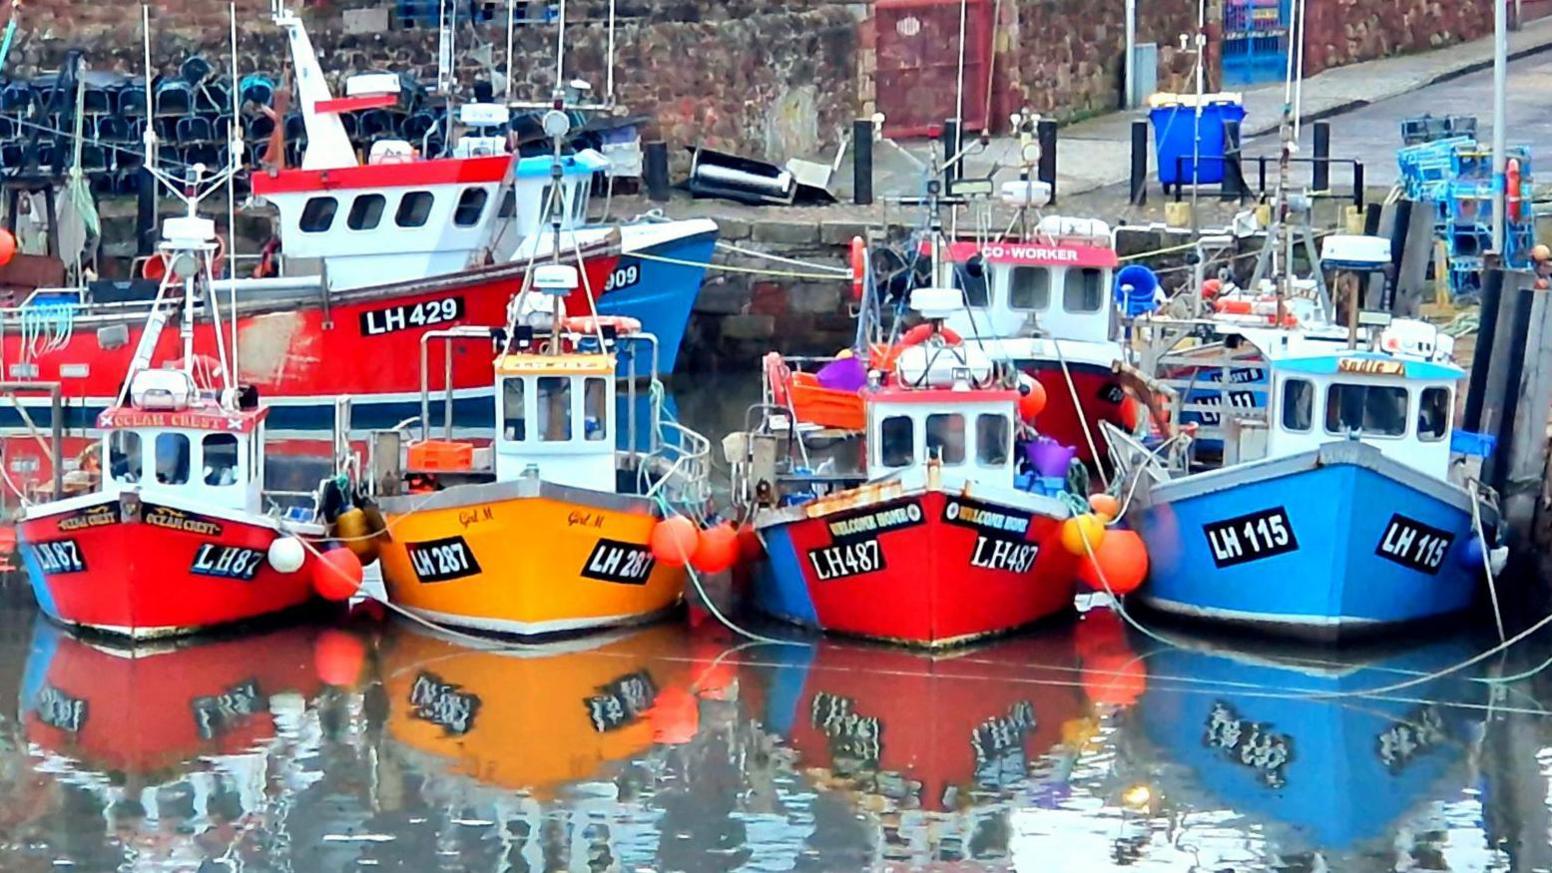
<box><xmin>268</xmin><ymin>536</ymin><xmax>306</xmax><ymax>574</ymax></box>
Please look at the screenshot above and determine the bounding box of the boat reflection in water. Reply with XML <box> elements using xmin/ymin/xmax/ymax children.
<box><xmin>0</xmin><ymin>603</ymin><xmax>1534</xmax><ymax>872</ymax></box>
<box><xmin>18</xmin><ymin>616</ymin><xmax>329</xmax><ymax>870</ymax></box>
<box><xmin>1091</xmin><ymin>627</ymin><xmax>1490</xmax><ymax>870</ymax></box>
<box><xmin>736</xmin><ymin>625</ymin><xmax>1100</xmax><ymax>867</ymax></box>
<box><xmin>378</xmin><ymin>621</ymin><xmax>747</xmax><ymax>871</ymax></box>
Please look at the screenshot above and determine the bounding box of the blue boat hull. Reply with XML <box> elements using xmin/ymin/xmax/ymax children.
<box><xmin>1130</xmin><ymin>448</ymin><xmax>1481</xmax><ymax>639</ymax></box>
<box><xmin>595</xmin><ymin>229</ymin><xmax>717</xmax><ymax>375</ymax></box>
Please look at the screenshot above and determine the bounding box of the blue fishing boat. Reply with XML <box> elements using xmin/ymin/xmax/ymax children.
<box><xmin>1115</xmin><ymin>324</ymin><xmax>1495</xmax><ymax>640</ymax></box>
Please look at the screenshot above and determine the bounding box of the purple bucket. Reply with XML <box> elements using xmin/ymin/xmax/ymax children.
<box><xmin>816</xmin><ymin>355</ymin><xmax>867</xmax><ymax>392</ymax></box>
<box><xmin>1026</xmin><ymin>438</ymin><xmax>1077</xmax><ymax>478</ymax></box>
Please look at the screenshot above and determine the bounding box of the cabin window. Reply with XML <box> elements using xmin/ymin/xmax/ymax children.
<box><xmin>395</xmin><ymin>191</ymin><xmax>435</xmax><ymax>228</ymax></box>
<box><xmin>583</xmin><ymin>377</ymin><xmax>608</xmax><ymax>441</ymax></box>
<box><xmin>453</xmin><ymin>188</ymin><xmax>488</xmax><ymax>227</ymax></box>
<box><xmin>497</xmin><ymin>188</ymin><xmax>517</xmax><ymax>219</ymax></box>
<box><xmin>154</xmin><ymin>433</ymin><xmax>191</xmax><ymax>485</ymax></box>
<box><xmin>502</xmin><ymin>378</ymin><xmax>526</xmax><ymax>441</ymax></box>
<box><xmin>977</xmin><ymin>414</ymin><xmax>1010</xmax><ymax>466</ymax></box>
<box><xmin>1009</xmin><ymin>267</ymin><xmax>1051</xmax><ymax>310</ymax></box>
<box><xmin>1324</xmin><ymin>383</ymin><xmax>1408</xmax><ymax>437</ymax></box>
<box><xmin>537</xmin><ymin>185</ymin><xmax>555</xmax><ymax>220</ymax></box>
<box><xmin>1418</xmin><ymin>386</ymin><xmax>1450</xmax><ymax>441</ymax></box>
<box><xmin>1281</xmin><ymin>378</ymin><xmax>1314</xmax><ymax>432</ymax></box>
<box><xmin>299</xmin><ymin>196</ymin><xmax>337</xmax><ymax>233</ymax></box>
<box><xmin>203</xmin><ymin>434</ymin><xmax>240</xmax><ymax>486</ymax></box>
<box><xmin>925</xmin><ymin>413</ymin><xmax>966</xmax><ymax>465</ymax></box>
<box><xmin>880</xmin><ymin>416</ymin><xmax>914</xmax><ymax>468</ymax></box>
<box><xmin>1062</xmin><ymin>268</ymin><xmax>1104</xmax><ymax>313</ymax></box>
<box><xmin>109</xmin><ymin>431</ymin><xmax>142</xmax><ymax>483</ymax></box>
<box><xmin>537</xmin><ymin>376</ymin><xmax>572</xmax><ymax>441</ymax></box>
<box><xmin>954</xmin><ymin>258</ymin><xmax>990</xmax><ymax>307</ymax></box>
<box><xmin>347</xmin><ymin>194</ymin><xmax>386</xmax><ymax>230</ymax></box>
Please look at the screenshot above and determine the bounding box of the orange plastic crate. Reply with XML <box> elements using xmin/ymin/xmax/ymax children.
<box><xmin>790</xmin><ymin>373</ymin><xmax>866</xmax><ymax>431</ymax></box>
<box><xmin>407</xmin><ymin>439</ymin><xmax>474</xmax><ymax>471</ymax></box>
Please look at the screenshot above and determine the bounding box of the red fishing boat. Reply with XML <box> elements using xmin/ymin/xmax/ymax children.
<box><xmin>18</xmin><ymin>168</ymin><xmax>331</xmax><ymax>639</ymax></box>
<box><xmin>0</xmin><ymin>7</ymin><xmax>626</xmax><ymax>433</ymax></box>
<box><xmin>739</xmin><ymin>287</ymin><xmax>1081</xmax><ymax>647</ymax></box>
<box><xmin>932</xmin><ymin>217</ymin><xmax>1131</xmax><ymax>465</ymax></box>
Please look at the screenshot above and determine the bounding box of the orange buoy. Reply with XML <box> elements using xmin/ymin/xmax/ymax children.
<box><xmin>650</xmin><ymin>515</ymin><xmax>699</xmax><ymax>567</ymax></box>
<box><xmin>1088</xmin><ymin>493</ymin><xmax>1121</xmax><ymax>520</ymax></box>
<box><xmin>1077</xmin><ymin>529</ymin><xmax>1149</xmax><ymax>595</ymax></box>
<box><xmin>1082</xmin><ymin>648</ymin><xmax>1148</xmax><ymax>708</ymax></box>
<box><xmin>1060</xmin><ymin>513</ymin><xmax>1107</xmax><ymax>556</ymax></box>
<box><xmin>313</xmin><ymin>547</ymin><xmax>364</xmax><ymax>601</ymax></box>
<box><xmin>314</xmin><ymin>629</ymin><xmax>367</xmax><ymax>687</ymax></box>
<box><xmin>0</xmin><ymin>228</ymin><xmax>15</xmax><ymax>267</ymax></box>
<box><xmin>691</xmin><ymin>522</ymin><xmax>739</xmax><ymax>574</ymax></box>
<box><xmin>1018</xmin><ymin>379</ymin><xmax>1047</xmax><ymax>424</ymax></box>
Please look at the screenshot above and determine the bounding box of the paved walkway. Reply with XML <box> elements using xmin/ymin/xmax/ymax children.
<box><xmin>860</xmin><ymin>16</ymin><xmax>1552</xmax><ymax>201</ymax></box>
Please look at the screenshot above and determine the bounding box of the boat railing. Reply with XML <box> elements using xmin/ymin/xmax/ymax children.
<box><xmin>642</xmin><ymin>416</ymin><xmax>712</xmax><ymax>508</ymax></box>
<box><xmin>0</xmin><ymin>381</ymin><xmax>66</xmax><ymax>511</ymax></box>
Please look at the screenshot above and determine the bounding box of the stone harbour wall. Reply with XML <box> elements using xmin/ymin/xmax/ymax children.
<box><xmin>0</xmin><ymin>0</ymin><xmax>1518</xmax><ymax>154</ymax></box>
<box><xmin>1301</xmin><ymin>0</ymin><xmax>1496</xmax><ymax>76</ymax></box>
<box><xmin>10</xmin><ymin>0</ymin><xmax>859</xmax><ymax>165</ymax></box>
<box><xmin>1005</xmin><ymin>0</ymin><xmax>1201</xmax><ymax>122</ymax></box>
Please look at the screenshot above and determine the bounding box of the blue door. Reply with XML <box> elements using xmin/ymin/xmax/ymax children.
<box><xmin>1221</xmin><ymin>0</ymin><xmax>1291</xmax><ymax>86</ymax></box>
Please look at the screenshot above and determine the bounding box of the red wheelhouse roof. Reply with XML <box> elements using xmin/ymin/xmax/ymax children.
<box><xmin>924</xmin><ymin>240</ymin><xmax>1119</xmax><ymax>269</ymax></box>
<box><xmin>251</xmin><ymin>154</ymin><xmax>512</xmax><ymax>196</ymax></box>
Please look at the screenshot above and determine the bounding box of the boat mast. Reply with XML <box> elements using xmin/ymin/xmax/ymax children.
<box><xmin>1271</xmin><ymin>0</ymin><xmax>1305</xmax><ymax>328</ymax></box>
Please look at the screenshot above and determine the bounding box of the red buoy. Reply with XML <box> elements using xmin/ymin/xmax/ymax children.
<box><xmin>313</xmin><ymin>547</ymin><xmax>364</xmax><ymax>601</ymax></box>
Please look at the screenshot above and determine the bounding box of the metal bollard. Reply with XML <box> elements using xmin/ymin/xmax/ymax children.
<box><xmin>852</xmin><ymin>118</ymin><xmax>874</xmax><ymax>206</ymax></box>
<box><xmin>1353</xmin><ymin>161</ymin><xmax>1365</xmax><ymax>211</ymax></box>
<box><xmin>644</xmin><ymin>141</ymin><xmax>669</xmax><ymax>203</ymax></box>
<box><xmin>137</xmin><ymin>167</ymin><xmax>156</xmax><ymax>256</ymax></box>
<box><xmin>1222</xmin><ymin>120</ymin><xmax>1245</xmax><ymax>202</ymax></box>
<box><xmin>1129</xmin><ymin>120</ymin><xmax>1148</xmax><ymax>206</ymax></box>
<box><xmin>941</xmin><ymin>118</ymin><xmax>962</xmax><ymax>183</ymax></box>
<box><xmin>1312</xmin><ymin>120</ymin><xmax>1331</xmax><ymax>193</ymax></box>
<box><xmin>1037</xmin><ymin>119</ymin><xmax>1057</xmax><ymax>205</ymax></box>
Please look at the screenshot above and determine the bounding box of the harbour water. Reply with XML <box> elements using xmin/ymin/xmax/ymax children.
<box><xmin>0</xmin><ymin>599</ymin><xmax>1545</xmax><ymax>873</ymax></box>
<box><xmin>0</xmin><ymin>376</ymin><xmax>1547</xmax><ymax>873</ymax></box>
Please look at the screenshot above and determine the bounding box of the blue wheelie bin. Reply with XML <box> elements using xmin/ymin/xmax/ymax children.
<box><xmin>1149</xmin><ymin>93</ymin><xmax>1246</xmax><ymax>187</ymax></box>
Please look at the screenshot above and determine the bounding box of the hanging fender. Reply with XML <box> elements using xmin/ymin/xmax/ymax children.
<box><xmin>1507</xmin><ymin>158</ymin><xmax>1524</xmax><ymax>224</ymax></box>
<box><xmin>849</xmin><ymin>236</ymin><xmax>867</xmax><ymax>301</ymax></box>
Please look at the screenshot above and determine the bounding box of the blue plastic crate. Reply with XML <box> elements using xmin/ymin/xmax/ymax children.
<box><xmin>1450</xmin><ymin>429</ymin><xmax>1496</xmax><ymax>458</ymax></box>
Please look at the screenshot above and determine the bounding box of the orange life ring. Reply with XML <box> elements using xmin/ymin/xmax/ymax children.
<box><xmin>563</xmin><ymin>314</ymin><xmax>641</xmax><ymax>335</ymax></box>
<box><xmin>1507</xmin><ymin>158</ymin><xmax>1524</xmax><ymax>223</ymax></box>
<box><xmin>898</xmin><ymin>323</ymin><xmax>963</xmax><ymax>346</ymax></box>
<box><xmin>849</xmin><ymin>236</ymin><xmax>867</xmax><ymax>301</ymax></box>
